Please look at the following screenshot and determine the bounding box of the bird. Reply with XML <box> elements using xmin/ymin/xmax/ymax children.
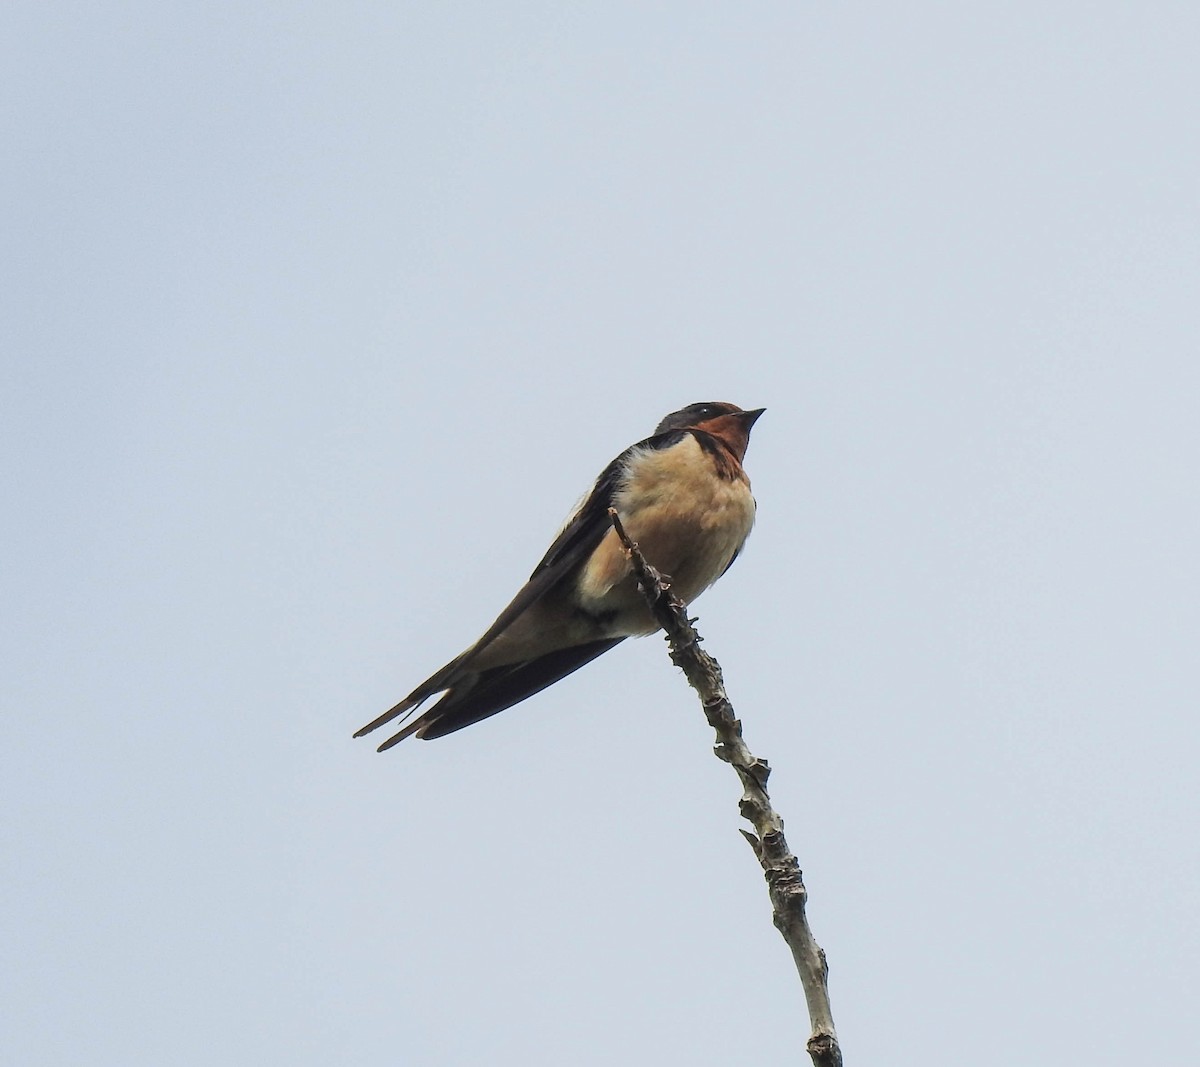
<box><xmin>355</xmin><ymin>402</ymin><xmax>764</xmax><ymax>750</ymax></box>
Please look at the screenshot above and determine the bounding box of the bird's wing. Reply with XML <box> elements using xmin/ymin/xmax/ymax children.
<box><xmin>355</xmin><ymin>429</ymin><xmax>687</xmax><ymax>744</ymax></box>
<box><xmin>376</xmin><ymin>636</ymin><xmax>626</xmax><ymax>748</ymax></box>
<box><xmin>454</xmin><ymin>432</ymin><xmax>680</xmax><ymax>666</ymax></box>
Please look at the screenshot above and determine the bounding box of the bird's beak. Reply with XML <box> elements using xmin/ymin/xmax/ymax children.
<box><xmin>740</xmin><ymin>408</ymin><xmax>766</xmax><ymax>426</ymax></box>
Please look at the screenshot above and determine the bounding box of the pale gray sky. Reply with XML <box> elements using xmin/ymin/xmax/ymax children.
<box><xmin>4</xmin><ymin>4</ymin><xmax>1198</xmax><ymax>1065</ymax></box>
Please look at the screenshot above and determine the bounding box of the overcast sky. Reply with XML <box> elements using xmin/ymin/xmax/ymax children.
<box><xmin>4</xmin><ymin>4</ymin><xmax>1198</xmax><ymax>1065</ymax></box>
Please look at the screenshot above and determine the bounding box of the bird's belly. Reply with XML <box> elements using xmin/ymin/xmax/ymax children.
<box><xmin>577</xmin><ymin>436</ymin><xmax>756</xmax><ymax>623</ymax></box>
<box><xmin>623</xmin><ymin>488</ymin><xmax>753</xmax><ymax>601</ymax></box>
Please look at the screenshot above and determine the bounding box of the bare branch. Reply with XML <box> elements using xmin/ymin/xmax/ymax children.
<box><xmin>609</xmin><ymin>508</ymin><xmax>843</xmax><ymax>1067</ymax></box>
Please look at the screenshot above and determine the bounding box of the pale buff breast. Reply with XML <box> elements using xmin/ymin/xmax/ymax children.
<box><xmin>577</xmin><ymin>436</ymin><xmax>756</xmax><ymax>616</ymax></box>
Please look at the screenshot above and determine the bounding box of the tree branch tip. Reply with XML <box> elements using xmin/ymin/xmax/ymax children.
<box><xmin>607</xmin><ymin>508</ymin><xmax>636</xmax><ymax>553</ymax></box>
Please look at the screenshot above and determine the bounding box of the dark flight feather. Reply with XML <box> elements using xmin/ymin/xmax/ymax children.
<box><xmin>379</xmin><ymin>637</ymin><xmax>625</xmax><ymax>747</ymax></box>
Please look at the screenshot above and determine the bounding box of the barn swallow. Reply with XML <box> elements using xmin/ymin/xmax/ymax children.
<box><xmin>355</xmin><ymin>402</ymin><xmax>764</xmax><ymax>750</ymax></box>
